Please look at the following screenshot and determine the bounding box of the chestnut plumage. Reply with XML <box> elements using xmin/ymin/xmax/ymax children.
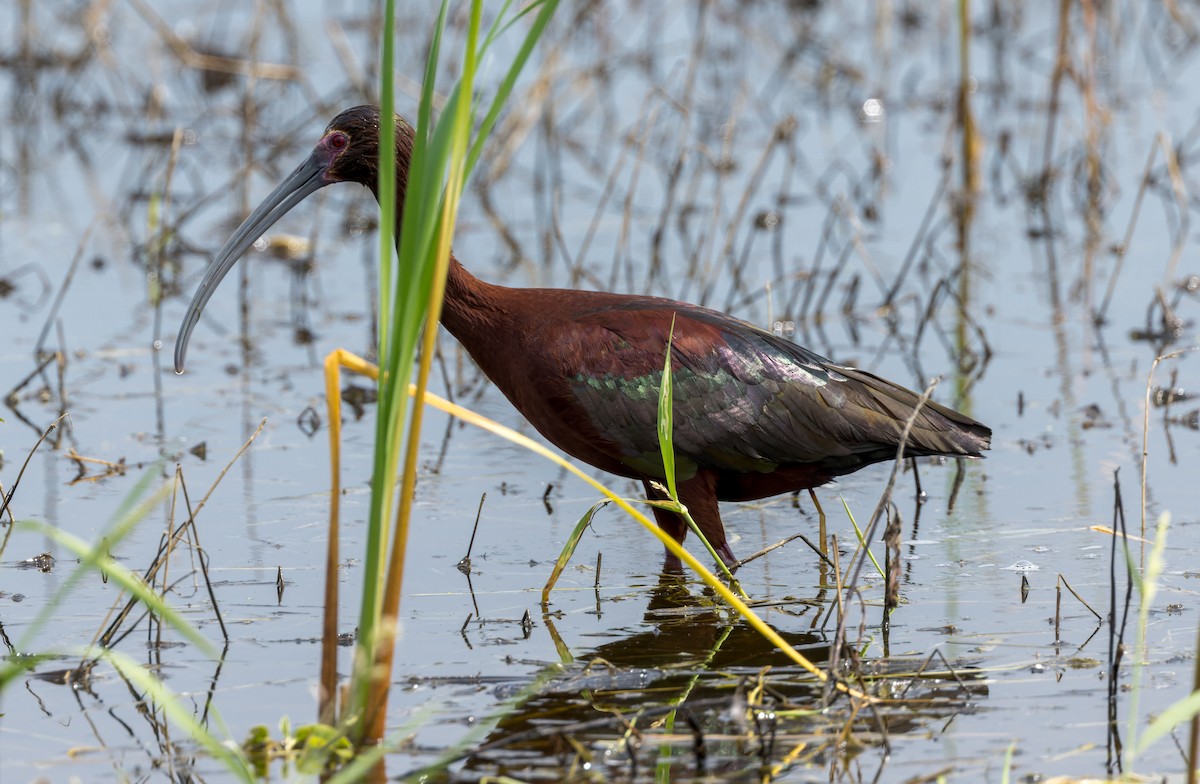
<box><xmin>176</xmin><ymin>105</ymin><xmax>991</xmax><ymax>569</ymax></box>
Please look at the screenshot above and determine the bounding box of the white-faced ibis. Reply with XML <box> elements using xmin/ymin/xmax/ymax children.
<box><xmin>175</xmin><ymin>105</ymin><xmax>990</xmax><ymax>570</ymax></box>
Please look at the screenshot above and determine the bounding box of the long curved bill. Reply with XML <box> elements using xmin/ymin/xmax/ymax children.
<box><xmin>174</xmin><ymin>150</ymin><xmax>329</xmax><ymax>373</ymax></box>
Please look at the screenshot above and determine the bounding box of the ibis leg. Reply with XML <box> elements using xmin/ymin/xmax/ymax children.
<box><xmin>643</xmin><ymin>471</ymin><xmax>737</xmax><ymax>571</ymax></box>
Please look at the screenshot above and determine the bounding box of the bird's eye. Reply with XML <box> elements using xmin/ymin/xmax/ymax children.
<box><xmin>329</xmin><ymin>132</ymin><xmax>348</xmax><ymax>150</ymax></box>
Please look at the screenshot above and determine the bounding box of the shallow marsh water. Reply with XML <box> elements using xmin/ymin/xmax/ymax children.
<box><xmin>1</xmin><ymin>1</ymin><xmax>1199</xmax><ymax>781</ymax></box>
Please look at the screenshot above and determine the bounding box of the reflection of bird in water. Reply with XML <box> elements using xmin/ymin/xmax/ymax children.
<box><xmin>175</xmin><ymin>106</ymin><xmax>991</xmax><ymax>570</ymax></box>
<box><xmin>447</xmin><ymin>576</ymin><xmax>987</xmax><ymax>781</ymax></box>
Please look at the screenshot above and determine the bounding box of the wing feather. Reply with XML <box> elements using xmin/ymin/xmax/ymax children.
<box><xmin>544</xmin><ymin>299</ymin><xmax>988</xmax><ymax>480</ymax></box>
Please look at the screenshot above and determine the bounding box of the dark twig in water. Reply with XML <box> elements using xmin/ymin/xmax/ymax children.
<box><xmin>854</xmin><ymin>667</ymin><xmax>892</xmax><ymax>757</ymax></box>
<box><xmin>458</xmin><ymin>492</ymin><xmax>487</xmax><ymax>574</ymax></box>
<box><xmin>1055</xmin><ymin>577</ymin><xmax>1061</xmax><ymax>642</ymax></box>
<box><xmin>791</xmin><ymin>194</ymin><xmax>839</xmax><ymax>324</ymax></box>
<box><xmin>809</xmin><ymin>488</ymin><xmax>827</xmax><ymax>555</ymax></box>
<box><xmin>198</xmin><ymin>641</ymin><xmax>232</xmax><ymax>728</ymax></box>
<box><xmin>460</xmin><ymin>615</ymin><xmax>473</xmax><ymax>651</ymax></box>
<box><xmin>789</xmin><ymin>532</ymin><xmax>836</xmax><ymax>571</ymax></box>
<box><xmin>882</xmin><ymin>159</ymin><xmax>953</xmax><ymax>308</ymax></box>
<box><xmin>1106</xmin><ymin>469</ymin><xmax>1132</xmax><ymax>773</ymax></box>
<box><xmin>1162</xmin><ymin>367</ymin><xmax>1180</xmax><ymax>466</ymax></box>
<box><xmin>34</xmin><ymin>224</ymin><xmax>92</xmax><ymax>362</ymax></box>
<box><xmin>752</xmin><ymin>703</ymin><xmax>775</xmax><ymax>769</ymax></box>
<box><xmin>177</xmin><ymin>467</ymin><xmax>229</xmax><ymax>643</ymax></box>
<box><xmin>946</xmin><ymin>458</ymin><xmax>967</xmax><ymax>514</ymax></box>
<box><xmin>0</xmin><ymin>414</ymin><xmax>70</xmax><ymax>550</ymax></box>
<box><xmin>681</xmin><ymin>707</ymin><xmax>707</xmax><ymax>775</ymax></box>
<box><xmin>65</xmin><ymin>450</ymin><xmax>129</xmax><ymax>486</ymax></box>
<box><xmin>592</xmin><ymin>578</ymin><xmax>603</xmax><ymax>619</ymax></box>
<box><xmin>829</xmin><ymin>378</ymin><xmax>942</xmax><ymax>685</ymax></box>
<box><xmin>811</xmin><ymin>232</ymin><xmax>856</xmax><ymax>327</ymax></box>
<box><xmin>1058</xmin><ymin>573</ymin><xmax>1102</xmax><ymax>622</ymax></box>
<box><xmin>1097</xmin><ymin>134</ymin><xmax>1188</xmax><ymax>325</ymax></box>
<box><xmin>73</xmin><ymin>416</ymin><xmax>259</xmax><ymax>682</ymax></box>
<box><xmin>828</xmin><ymin>533</ymin><xmax>843</xmax><ymax>629</ymax></box>
<box><xmin>93</xmin><ymin>462</ymin><xmax>236</xmax><ymax>653</ymax></box>
<box><xmin>884</xmin><ymin>503</ymin><xmax>901</xmax><ymax>612</ymax></box>
<box><xmin>733</xmin><ymin>532</ymin><xmax>809</xmax><ymax>569</ymax></box>
<box><xmin>5</xmin><ymin>352</ymin><xmax>58</xmax><ymax>413</ymax></box>
<box><xmin>711</xmin><ymin>118</ymin><xmax>792</xmax><ymax>310</ymax></box>
<box><xmin>188</xmin><ymin>419</ymin><xmax>269</xmax><ymax>519</ymax></box>
<box><xmin>0</xmin><ymin>480</ymin><xmax>12</xmax><ymax>532</ymax></box>
<box><xmin>97</xmin><ymin>572</ymin><xmax>200</xmax><ymax>651</ymax></box>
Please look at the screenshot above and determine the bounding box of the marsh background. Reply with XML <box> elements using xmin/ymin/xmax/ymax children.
<box><xmin>2</xmin><ymin>1</ymin><xmax>1199</xmax><ymax>780</ymax></box>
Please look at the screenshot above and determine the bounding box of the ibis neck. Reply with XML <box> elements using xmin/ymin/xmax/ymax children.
<box><xmin>440</xmin><ymin>255</ymin><xmax>509</xmax><ymax>342</ymax></box>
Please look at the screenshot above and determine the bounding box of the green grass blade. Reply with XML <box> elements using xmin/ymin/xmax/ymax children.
<box><xmin>657</xmin><ymin>315</ymin><xmax>678</xmax><ymax>500</ymax></box>
<box><xmin>351</xmin><ymin>0</ymin><xmax>404</xmax><ymax>725</ymax></box>
<box><xmin>842</xmin><ymin>496</ymin><xmax>885</xmax><ymax>580</ymax></box>
<box><xmin>1</xmin><ymin>469</ymin><xmax>191</xmax><ymax>660</ymax></box>
<box><xmin>376</xmin><ymin>0</ymin><xmax>398</xmax><ymax>357</ymax></box>
<box><xmin>417</xmin><ymin>388</ymin><xmax>830</xmax><ymax>684</ymax></box>
<box><xmin>0</xmin><ymin>471</ymin><xmax>185</xmax><ymax>690</ymax></box>
<box><xmin>542</xmin><ymin>500</ymin><xmax>609</xmax><ymax>603</ymax></box>
<box><xmin>1125</xmin><ymin>511</ymin><xmax>1171</xmax><ymax>765</ymax></box>
<box><xmin>349</xmin><ymin>0</ymin><xmax>561</xmax><ymax>740</ymax></box>
<box><xmin>1134</xmin><ymin>686</ymin><xmax>1200</xmax><ymax>756</ymax></box>
<box><xmin>465</xmin><ymin>0</ymin><xmax>560</xmax><ymax>180</ymax></box>
<box><xmin>102</xmin><ymin>648</ymin><xmax>253</xmax><ymax>780</ymax></box>
<box><xmin>17</xmin><ymin>518</ymin><xmax>218</xmax><ymax>659</ymax></box>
